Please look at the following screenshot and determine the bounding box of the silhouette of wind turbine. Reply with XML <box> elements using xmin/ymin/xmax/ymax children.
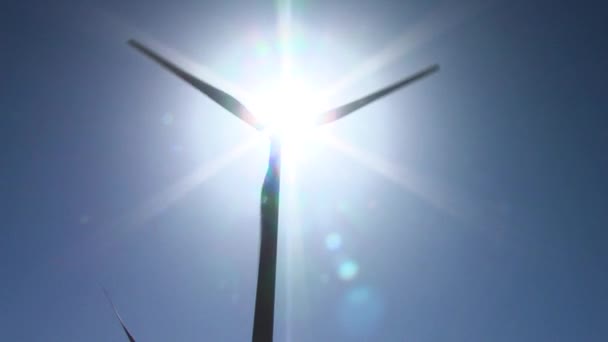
<box><xmin>128</xmin><ymin>39</ymin><xmax>438</xmax><ymax>342</ymax></box>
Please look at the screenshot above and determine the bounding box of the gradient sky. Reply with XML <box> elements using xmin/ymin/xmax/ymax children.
<box><xmin>2</xmin><ymin>0</ymin><xmax>608</xmax><ymax>341</ymax></box>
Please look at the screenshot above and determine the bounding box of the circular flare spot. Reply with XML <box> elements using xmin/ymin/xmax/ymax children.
<box><xmin>338</xmin><ymin>260</ymin><xmax>359</xmax><ymax>281</ymax></box>
<box><xmin>161</xmin><ymin>112</ymin><xmax>174</xmax><ymax>125</ymax></box>
<box><xmin>325</xmin><ymin>233</ymin><xmax>342</xmax><ymax>250</ymax></box>
<box><xmin>338</xmin><ymin>287</ymin><xmax>384</xmax><ymax>337</ymax></box>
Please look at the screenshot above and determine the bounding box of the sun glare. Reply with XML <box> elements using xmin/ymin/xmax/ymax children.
<box><xmin>249</xmin><ymin>76</ymin><xmax>328</xmax><ymax>161</ymax></box>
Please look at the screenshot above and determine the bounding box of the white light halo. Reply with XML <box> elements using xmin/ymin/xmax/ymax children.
<box><xmin>249</xmin><ymin>76</ymin><xmax>328</xmax><ymax>161</ymax></box>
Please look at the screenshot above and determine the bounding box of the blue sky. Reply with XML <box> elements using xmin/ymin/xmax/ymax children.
<box><xmin>2</xmin><ymin>0</ymin><xmax>607</xmax><ymax>341</ymax></box>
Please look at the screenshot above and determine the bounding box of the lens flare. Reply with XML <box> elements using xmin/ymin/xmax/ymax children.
<box><xmin>338</xmin><ymin>287</ymin><xmax>384</xmax><ymax>337</ymax></box>
<box><xmin>252</xmin><ymin>79</ymin><xmax>319</xmax><ymax>135</ymax></box>
<box><xmin>338</xmin><ymin>259</ymin><xmax>359</xmax><ymax>281</ymax></box>
<box><xmin>249</xmin><ymin>76</ymin><xmax>328</xmax><ymax>163</ymax></box>
<box><xmin>161</xmin><ymin>112</ymin><xmax>174</xmax><ymax>125</ymax></box>
<box><xmin>325</xmin><ymin>233</ymin><xmax>342</xmax><ymax>251</ymax></box>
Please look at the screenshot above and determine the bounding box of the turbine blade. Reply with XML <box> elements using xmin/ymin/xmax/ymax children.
<box><xmin>315</xmin><ymin>64</ymin><xmax>439</xmax><ymax>125</ymax></box>
<box><xmin>103</xmin><ymin>289</ymin><xmax>137</xmax><ymax>342</ymax></box>
<box><xmin>128</xmin><ymin>39</ymin><xmax>263</xmax><ymax>130</ymax></box>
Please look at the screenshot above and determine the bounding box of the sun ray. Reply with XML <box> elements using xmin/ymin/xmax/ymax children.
<box><xmin>277</xmin><ymin>0</ymin><xmax>294</xmax><ymax>78</ymax></box>
<box><xmin>123</xmin><ymin>137</ymin><xmax>261</xmax><ymax>228</ymax></box>
<box><xmin>275</xmin><ymin>1</ymin><xmax>297</xmax><ymax>340</ymax></box>
<box><xmin>322</xmin><ymin>0</ymin><xmax>491</xmax><ymax>98</ymax></box>
<box><xmin>281</xmin><ymin>150</ymin><xmax>315</xmax><ymax>337</ymax></box>
<box><xmin>322</xmin><ymin>135</ymin><xmax>479</xmax><ymax>222</ymax></box>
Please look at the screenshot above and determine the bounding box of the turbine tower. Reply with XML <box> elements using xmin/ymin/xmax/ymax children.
<box><xmin>128</xmin><ymin>39</ymin><xmax>438</xmax><ymax>342</ymax></box>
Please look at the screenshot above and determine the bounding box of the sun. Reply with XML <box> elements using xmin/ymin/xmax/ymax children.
<box><xmin>249</xmin><ymin>76</ymin><xmax>329</xmax><ymax>161</ymax></box>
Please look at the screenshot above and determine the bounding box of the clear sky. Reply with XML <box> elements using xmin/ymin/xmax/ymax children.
<box><xmin>2</xmin><ymin>0</ymin><xmax>607</xmax><ymax>341</ymax></box>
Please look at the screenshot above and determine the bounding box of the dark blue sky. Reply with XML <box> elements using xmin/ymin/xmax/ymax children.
<box><xmin>2</xmin><ymin>0</ymin><xmax>607</xmax><ymax>341</ymax></box>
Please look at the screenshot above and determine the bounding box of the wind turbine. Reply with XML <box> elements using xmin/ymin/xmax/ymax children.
<box><xmin>128</xmin><ymin>39</ymin><xmax>438</xmax><ymax>342</ymax></box>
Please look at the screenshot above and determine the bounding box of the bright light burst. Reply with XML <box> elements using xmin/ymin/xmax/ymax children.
<box><xmin>249</xmin><ymin>75</ymin><xmax>329</xmax><ymax>161</ymax></box>
<box><xmin>251</xmin><ymin>78</ymin><xmax>317</xmax><ymax>135</ymax></box>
